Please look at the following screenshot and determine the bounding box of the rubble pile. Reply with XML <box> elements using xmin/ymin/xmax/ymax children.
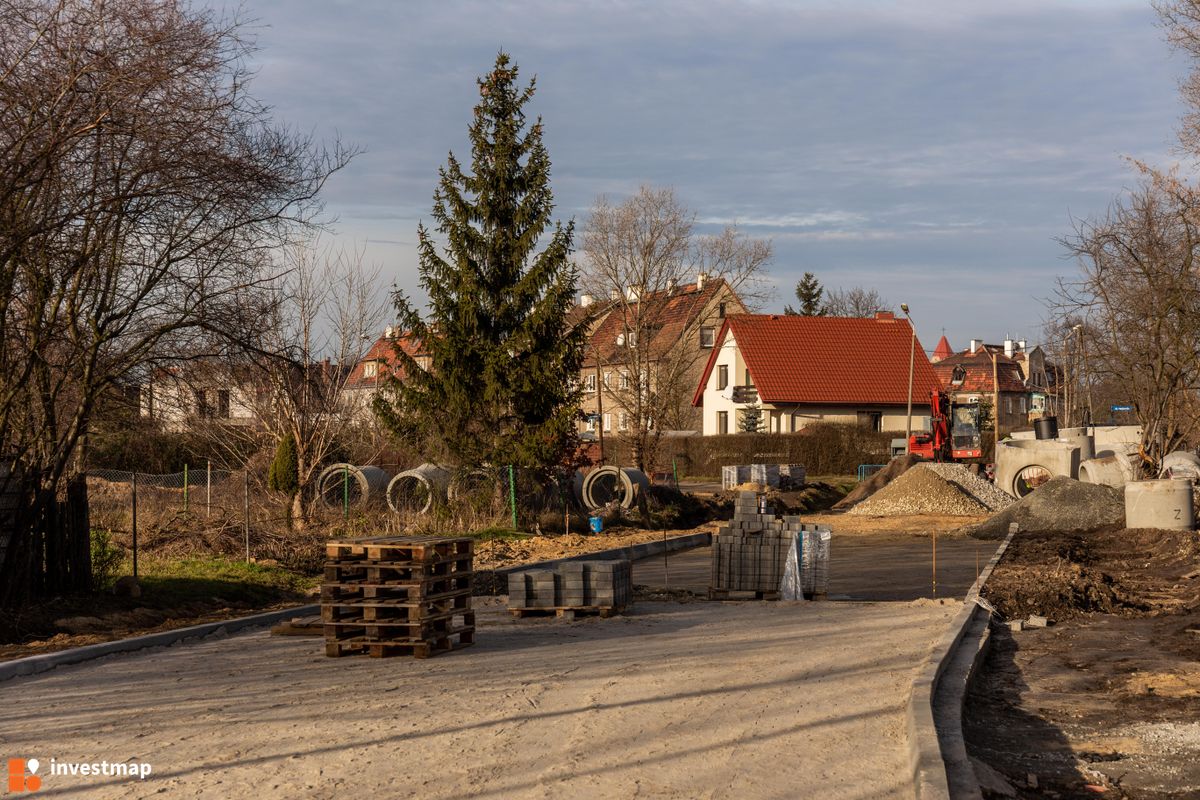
<box><xmin>848</xmin><ymin>466</ymin><xmax>989</xmax><ymax>517</ymax></box>
<box><xmin>919</xmin><ymin>463</ymin><xmax>1014</xmax><ymax>512</ymax></box>
<box><xmin>966</xmin><ymin>476</ymin><xmax>1125</xmax><ymax>540</ymax></box>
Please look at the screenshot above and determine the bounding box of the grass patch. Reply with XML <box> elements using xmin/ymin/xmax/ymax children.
<box><xmin>129</xmin><ymin>556</ymin><xmax>318</xmax><ymax>608</ymax></box>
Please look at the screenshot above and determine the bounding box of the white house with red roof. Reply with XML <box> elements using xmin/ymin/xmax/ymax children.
<box><xmin>691</xmin><ymin>312</ymin><xmax>941</xmax><ymax>435</ymax></box>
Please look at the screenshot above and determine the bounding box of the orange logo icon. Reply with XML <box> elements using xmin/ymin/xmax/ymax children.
<box><xmin>7</xmin><ymin>759</ymin><xmax>41</xmax><ymax>793</ymax></box>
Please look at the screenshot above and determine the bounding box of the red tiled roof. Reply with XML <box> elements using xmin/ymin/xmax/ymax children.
<box><xmin>345</xmin><ymin>331</ymin><xmax>426</xmax><ymax>389</ymax></box>
<box><xmin>931</xmin><ymin>349</ymin><xmax>1027</xmax><ymax>394</ymax></box>
<box><xmin>692</xmin><ymin>314</ymin><xmax>941</xmax><ymax>406</ymax></box>
<box><xmin>582</xmin><ymin>279</ymin><xmax>742</xmax><ymax>366</ymax></box>
<box><xmin>931</xmin><ymin>335</ymin><xmax>953</xmax><ymax>362</ymax></box>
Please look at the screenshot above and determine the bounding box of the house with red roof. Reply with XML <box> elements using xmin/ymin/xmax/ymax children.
<box><xmin>577</xmin><ymin>274</ymin><xmax>745</xmax><ymax>436</ymax></box>
<box><xmin>691</xmin><ymin>312</ymin><xmax>940</xmax><ymax>435</ymax></box>
<box><xmin>932</xmin><ymin>338</ymin><xmax>1059</xmax><ymax>429</ymax></box>
<box><xmin>342</xmin><ymin>327</ymin><xmax>429</xmax><ymax>417</ymax></box>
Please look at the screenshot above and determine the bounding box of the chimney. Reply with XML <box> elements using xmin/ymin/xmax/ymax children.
<box><xmin>1004</xmin><ymin>339</ymin><xmax>1014</xmax><ymax>358</ymax></box>
<box><xmin>625</xmin><ymin>285</ymin><xmax>642</xmax><ymax>302</ymax></box>
<box><xmin>610</xmin><ymin>288</ymin><xmax>620</xmax><ymax>300</ymax></box>
<box><xmin>384</xmin><ymin>326</ymin><xmax>394</xmax><ymax>339</ymax></box>
<box><xmin>970</xmin><ymin>339</ymin><xmax>981</xmax><ymax>354</ymax></box>
<box><xmin>696</xmin><ymin>272</ymin><xmax>708</xmax><ymax>290</ymax></box>
<box><xmin>1018</xmin><ymin>339</ymin><xmax>1027</xmax><ymax>353</ymax></box>
<box><xmin>874</xmin><ymin>311</ymin><xmax>895</xmax><ymax>320</ymax></box>
<box><xmin>579</xmin><ymin>293</ymin><xmax>594</xmax><ymax>308</ymax></box>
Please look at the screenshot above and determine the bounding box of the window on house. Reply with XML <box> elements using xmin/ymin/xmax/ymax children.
<box><xmin>717</xmin><ymin>411</ymin><xmax>729</xmax><ymax>435</ymax></box>
<box><xmin>584</xmin><ymin>374</ymin><xmax>597</xmax><ymax>393</ymax></box>
<box><xmin>699</xmin><ymin>326</ymin><xmax>715</xmax><ymax>348</ymax></box>
<box><xmin>194</xmin><ymin>389</ymin><xmax>210</xmax><ymax>418</ymax></box>
<box><xmin>856</xmin><ymin>411</ymin><xmax>882</xmax><ymax>432</ymax></box>
<box><xmin>717</xmin><ymin>364</ymin><xmax>729</xmax><ymax>390</ymax></box>
<box><xmin>1020</xmin><ymin>396</ymin><xmax>1027</xmax><ymax>413</ymax></box>
<box><xmin>744</xmin><ymin>368</ymin><xmax>754</xmax><ymax>387</ymax></box>
<box><xmin>718</xmin><ymin>302</ymin><xmax>727</xmax><ymax>318</ymax></box>
<box><xmin>620</xmin><ymin>373</ymin><xmax>630</xmax><ymax>390</ymax></box>
<box><xmin>585</xmin><ymin>417</ymin><xmax>596</xmax><ymax>432</ymax></box>
<box><xmin>602</xmin><ymin>413</ymin><xmax>611</xmax><ymax>432</ymax></box>
<box><xmin>618</xmin><ymin>411</ymin><xmax>628</xmax><ymax>431</ymax></box>
<box><xmin>603</xmin><ymin>372</ymin><xmax>611</xmax><ymax>388</ymax></box>
<box><xmin>217</xmin><ymin>390</ymin><xmax>231</xmax><ymax>419</ymax></box>
<box><xmin>363</xmin><ymin>361</ymin><xmax>378</xmax><ymax>379</ymax></box>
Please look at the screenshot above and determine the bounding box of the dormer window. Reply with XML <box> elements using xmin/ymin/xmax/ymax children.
<box><xmin>363</xmin><ymin>362</ymin><xmax>378</xmax><ymax>379</ymax></box>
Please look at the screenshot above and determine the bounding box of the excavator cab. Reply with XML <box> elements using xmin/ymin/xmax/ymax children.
<box><xmin>949</xmin><ymin>403</ymin><xmax>982</xmax><ymax>459</ymax></box>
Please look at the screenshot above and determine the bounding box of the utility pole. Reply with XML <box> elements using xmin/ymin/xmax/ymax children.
<box><xmin>992</xmin><ymin>349</ymin><xmax>1000</xmax><ymax>456</ymax></box>
<box><xmin>901</xmin><ymin>304</ymin><xmax>915</xmax><ymax>453</ymax></box>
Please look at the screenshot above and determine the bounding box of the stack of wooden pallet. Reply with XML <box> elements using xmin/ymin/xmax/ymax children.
<box><xmin>322</xmin><ymin>535</ymin><xmax>475</xmax><ymax>658</ymax></box>
<box><xmin>710</xmin><ymin>491</ymin><xmax>831</xmax><ymax>600</ymax></box>
<box><xmin>508</xmin><ymin>559</ymin><xmax>632</xmax><ymax>619</ymax></box>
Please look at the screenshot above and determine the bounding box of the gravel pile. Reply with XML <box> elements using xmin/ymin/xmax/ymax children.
<box><xmin>832</xmin><ymin>454</ymin><xmax>922</xmax><ymax>510</ymax></box>
<box><xmin>966</xmin><ymin>476</ymin><xmax>1125</xmax><ymax>540</ymax></box>
<box><xmin>848</xmin><ymin>466</ymin><xmax>989</xmax><ymax>517</ymax></box>
<box><xmin>918</xmin><ymin>463</ymin><xmax>1015</xmax><ymax>512</ymax></box>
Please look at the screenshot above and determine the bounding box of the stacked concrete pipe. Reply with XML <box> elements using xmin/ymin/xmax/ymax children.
<box><xmin>386</xmin><ymin>463</ymin><xmax>450</xmax><ymax>514</ymax></box>
<box><xmin>1125</xmin><ymin>479</ymin><xmax>1195</xmax><ymax>529</ymax></box>
<box><xmin>316</xmin><ymin>464</ymin><xmax>391</xmax><ymax>509</ymax></box>
<box><xmin>575</xmin><ymin>466</ymin><xmax>650</xmax><ymax>511</ymax></box>
<box><xmin>1079</xmin><ymin>451</ymin><xmax>1136</xmax><ymax>489</ymax></box>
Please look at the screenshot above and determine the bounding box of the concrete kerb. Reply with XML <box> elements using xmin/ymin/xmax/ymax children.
<box><xmin>0</xmin><ymin>604</ymin><xmax>319</xmax><ymax>684</ymax></box>
<box><xmin>487</xmin><ymin>531</ymin><xmax>712</xmax><ymax>577</ymax></box>
<box><xmin>907</xmin><ymin>527</ymin><xmax>1017</xmax><ymax>800</ymax></box>
<box><xmin>0</xmin><ymin>532</ymin><xmax>713</xmax><ymax>683</ymax></box>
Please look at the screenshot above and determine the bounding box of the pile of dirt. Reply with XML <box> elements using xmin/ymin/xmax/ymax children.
<box><xmin>848</xmin><ymin>466</ymin><xmax>990</xmax><ymax>516</ymax></box>
<box><xmin>981</xmin><ymin>526</ymin><xmax>1200</xmax><ymax>622</ymax></box>
<box><xmin>833</xmin><ymin>454</ymin><xmax>923</xmax><ymax>509</ymax></box>
<box><xmin>965</xmin><ymin>476</ymin><xmax>1124</xmax><ymax>540</ymax></box>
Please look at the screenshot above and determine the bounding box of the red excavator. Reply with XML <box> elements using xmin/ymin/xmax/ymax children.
<box><xmin>907</xmin><ymin>389</ymin><xmax>983</xmax><ymax>461</ymax></box>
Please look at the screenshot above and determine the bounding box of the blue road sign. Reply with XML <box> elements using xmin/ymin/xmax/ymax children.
<box><xmin>1111</xmin><ymin>404</ymin><xmax>1133</xmax><ymax>412</ymax></box>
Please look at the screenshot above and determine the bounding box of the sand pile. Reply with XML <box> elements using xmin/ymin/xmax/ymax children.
<box><xmin>849</xmin><ymin>466</ymin><xmax>989</xmax><ymax>516</ymax></box>
<box><xmin>966</xmin><ymin>476</ymin><xmax>1124</xmax><ymax>540</ymax></box>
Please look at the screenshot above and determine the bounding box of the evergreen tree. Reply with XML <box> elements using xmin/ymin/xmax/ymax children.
<box><xmin>739</xmin><ymin>403</ymin><xmax>764</xmax><ymax>433</ymax></box>
<box><xmin>374</xmin><ymin>54</ymin><xmax>585</xmax><ymax>474</ymax></box>
<box><xmin>267</xmin><ymin>432</ymin><xmax>299</xmax><ymax>496</ymax></box>
<box><xmin>785</xmin><ymin>272</ymin><xmax>825</xmax><ymax>316</ymax></box>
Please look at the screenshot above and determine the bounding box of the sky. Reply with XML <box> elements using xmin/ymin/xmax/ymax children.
<box><xmin>241</xmin><ymin>0</ymin><xmax>1189</xmax><ymax>354</ymax></box>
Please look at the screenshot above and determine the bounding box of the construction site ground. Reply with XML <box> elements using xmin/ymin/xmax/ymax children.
<box><xmin>965</xmin><ymin>526</ymin><xmax>1200</xmax><ymax>799</ymax></box>
<box><xmin>1</xmin><ymin>598</ymin><xmax>956</xmax><ymax>799</ymax></box>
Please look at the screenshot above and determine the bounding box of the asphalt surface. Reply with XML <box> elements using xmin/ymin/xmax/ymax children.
<box><xmin>634</xmin><ymin>532</ymin><xmax>991</xmax><ymax>600</ymax></box>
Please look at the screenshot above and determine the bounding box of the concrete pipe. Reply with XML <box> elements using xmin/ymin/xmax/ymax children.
<box><xmin>1159</xmin><ymin>451</ymin><xmax>1200</xmax><ymax>481</ymax></box>
<box><xmin>580</xmin><ymin>466</ymin><xmax>650</xmax><ymax>511</ymax></box>
<box><xmin>317</xmin><ymin>464</ymin><xmax>391</xmax><ymax>509</ymax></box>
<box><xmin>1125</xmin><ymin>479</ymin><xmax>1195</xmax><ymax>530</ymax></box>
<box><xmin>386</xmin><ymin>463</ymin><xmax>450</xmax><ymax>514</ymax></box>
<box><xmin>448</xmin><ymin>468</ymin><xmax>501</xmax><ymax>510</ymax></box>
<box><xmin>1079</xmin><ymin>453</ymin><xmax>1135</xmax><ymax>489</ymax></box>
<box><xmin>994</xmin><ymin>439</ymin><xmax>1081</xmax><ymax>498</ymax></box>
<box><xmin>1057</xmin><ymin>427</ymin><xmax>1096</xmax><ymax>464</ymax></box>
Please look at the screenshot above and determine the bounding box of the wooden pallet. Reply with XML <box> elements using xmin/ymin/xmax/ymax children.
<box><xmin>325</xmin><ymin>536</ymin><xmax>473</xmax><ymax>564</ymax></box>
<box><xmin>707</xmin><ymin>588</ymin><xmax>781</xmax><ymax>601</ymax></box>
<box><xmin>322</xmin><ymin>594</ymin><xmax>471</xmax><ymax>624</ymax></box>
<box><xmin>321</xmin><ymin>579</ymin><xmax>472</xmax><ymax>604</ymax></box>
<box><xmin>509</xmin><ymin>605</ymin><xmax>625</xmax><ymax>620</ymax></box>
<box><xmin>324</xmin><ymin>628</ymin><xmax>475</xmax><ymax>659</ymax></box>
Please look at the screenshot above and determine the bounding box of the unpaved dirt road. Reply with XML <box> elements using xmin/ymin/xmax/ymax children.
<box><xmin>2</xmin><ymin>600</ymin><xmax>956</xmax><ymax>799</ymax></box>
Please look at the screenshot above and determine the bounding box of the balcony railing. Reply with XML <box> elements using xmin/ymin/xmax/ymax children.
<box><xmin>731</xmin><ymin>385</ymin><xmax>758</xmax><ymax>403</ymax></box>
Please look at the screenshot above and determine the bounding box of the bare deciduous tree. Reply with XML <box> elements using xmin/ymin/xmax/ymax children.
<box><xmin>579</xmin><ymin>186</ymin><xmax>772</xmax><ymax>472</ymax></box>
<box><xmin>0</xmin><ymin>0</ymin><xmax>349</xmax><ymax>605</ymax></box>
<box><xmin>822</xmin><ymin>286</ymin><xmax>893</xmax><ymax>318</ymax></box>
<box><xmin>1056</xmin><ymin>169</ymin><xmax>1200</xmax><ymax>473</ymax></box>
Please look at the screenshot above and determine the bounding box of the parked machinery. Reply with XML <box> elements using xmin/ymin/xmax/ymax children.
<box><xmin>907</xmin><ymin>389</ymin><xmax>983</xmax><ymax>462</ymax></box>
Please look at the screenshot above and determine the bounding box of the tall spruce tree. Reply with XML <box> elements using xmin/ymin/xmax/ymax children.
<box><xmin>785</xmin><ymin>272</ymin><xmax>826</xmax><ymax>316</ymax></box>
<box><xmin>374</xmin><ymin>54</ymin><xmax>585</xmax><ymax>474</ymax></box>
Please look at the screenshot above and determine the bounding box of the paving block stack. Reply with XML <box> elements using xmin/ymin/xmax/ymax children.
<box><xmin>710</xmin><ymin>491</ymin><xmax>831</xmax><ymax>599</ymax></box>
<box><xmin>322</xmin><ymin>535</ymin><xmax>475</xmax><ymax>658</ymax></box>
<box><xmin>721</xmin><ymin>463</ymin><xmax>807</xmax><ymax>490</ymax></box>
<box><xmin>508</xmin><ymin>559</ymin><xmax>632</xmax><ymax>618</ymax></box>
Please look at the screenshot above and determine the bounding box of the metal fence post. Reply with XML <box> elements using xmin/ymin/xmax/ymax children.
<box><xmin>183</xmin><ymin>463</ymin><xmax>189</xmax><ymax>513</ymax></box>
<box><xmin>343</xmin><ymin>465</ymin><xmax>349</xmax><ymax>523</ymax></box>
<box><xmin>131</xmin><ymin>472</ymin><xmax>138</xmax><ymax>578</ymax></box>
<box><xmin>508</xmin><ymin>465</ymin><xmax>517</xmax><ymax>530</ymax></box>
<box><xmin>206</xmin><ymin>460</ymin><xmax>211</xmax><ymax>518</ymax></box>
<box><xmin>244</xmin><ymin>470</ymin><xmax>250</xmax><ymax>563</ymax></box>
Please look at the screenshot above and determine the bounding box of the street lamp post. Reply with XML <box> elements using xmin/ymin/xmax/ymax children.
<box><xmin>901</xmin><ymin>304</ymin><xmax>915</xmax><ymax>453</ymax></box>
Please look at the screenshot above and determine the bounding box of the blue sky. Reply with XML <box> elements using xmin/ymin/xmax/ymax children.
<box><xmin>245</xmin><ymin>0</ymin><xmax>1187</xmax><ymax>354</ymax></box>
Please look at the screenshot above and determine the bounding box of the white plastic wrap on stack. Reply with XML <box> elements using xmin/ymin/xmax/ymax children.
<box><xmin>780</xmin><ymin>526</ymin><xmax>832</xmax><ymax>600</ymax></box>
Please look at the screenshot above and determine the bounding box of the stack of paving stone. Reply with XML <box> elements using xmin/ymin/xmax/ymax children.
<box><xmin>321</xmin><ymin>535</ymin><xmax>475</xmax><ymax>658</ymax></box>
<box><xmin>710</xmin><ymin>491</ymin><xmax>830</xmax><ymax>599</ymax></box>
<box><xmin>721</xmin><ymin>463</ymin><xmax>807</xmax><ymax>490</ymax></box>
<box><xmin>508</xmin><ymin>559</ymin><xmax>632</xmax><ymax>619</ymax></box>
